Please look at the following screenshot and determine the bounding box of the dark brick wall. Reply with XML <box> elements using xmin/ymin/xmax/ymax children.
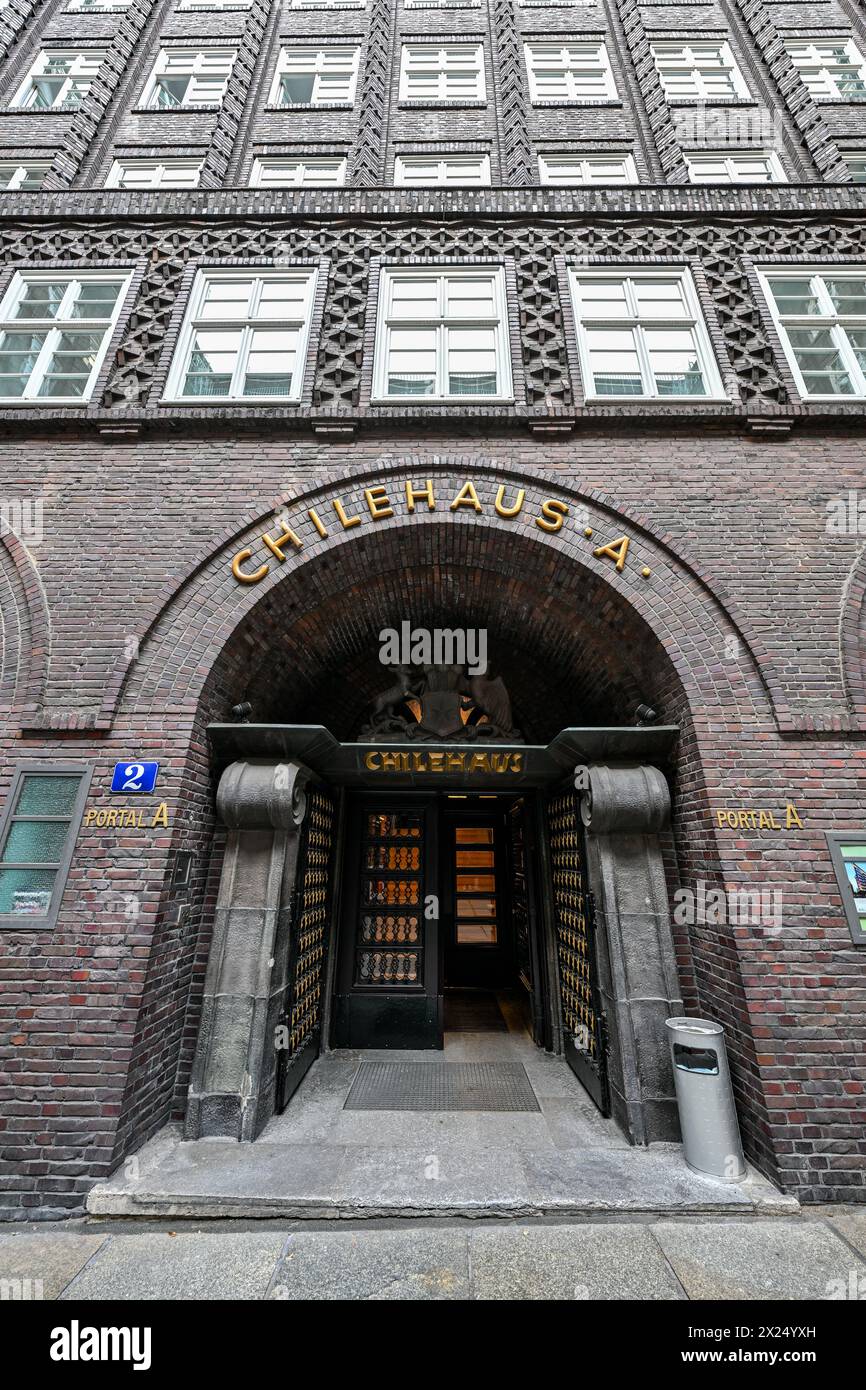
<box><xmin>0</xmin><ymin>430</ymin><xmax>864</xmax><ymax>1217</ymax></box>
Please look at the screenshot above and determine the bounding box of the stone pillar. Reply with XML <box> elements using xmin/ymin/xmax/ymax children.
<box><xmin>184</xmin><ymin>759</ymin><xmax>311</xmax><ymax>1142</ymax></box>
<box><xmin>576</xmin><ymin>762</ymin><xmax>683</xmax><ymax>1145</ymax></box>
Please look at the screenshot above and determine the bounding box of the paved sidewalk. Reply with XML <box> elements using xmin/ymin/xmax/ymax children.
<box><xmin>1</xmin><ymin>1212</ymin><xmax>864</xmax><ymax>1300</ymax></box>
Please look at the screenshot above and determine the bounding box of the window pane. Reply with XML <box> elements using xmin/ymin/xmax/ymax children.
<box><xmin>200</xmin><ymin>280</ymin><xmax>253</xmax><ymax>319</ymax></box>
<box><xmin>71</xmin><ymin>282</ymin><xmax>122</xmax><ymax>319</ymax></box>
<box><xmin>389</xmin><ymin>279</ymin><xmax>439</xmax><ymax>317</ymax></box>
<box><xmin>15</xmin><ymin>776</ymin><xmax>81</xmax><ymax>816</ymax></box>
<box><xmin>456</xmin><ymin>897</ymin><xmax>497</xmax><ymax>917</ymax></box>
<box><xmin>257</xmin><ymin>280</ymin><xmax>309</xmax><ymax>320</ymax></box>
<box><xmin>768</xmin><ymin>278</ymin><xmax>821</xmax><ymax>316</ymax></box>
<box><xmin>455</xmin><ymin>827</ymin><xmax>493</xmax><ymax>843</ymax></box>
<box><xmin>12</xmin><ymin>282</ymin><xmax>68</xmax><ymax>320</ymax></box>
<box><xmin>633</xmin><ymin>279</ymin><xmax>687</xmax><ymax>318</ymax></box>
<box><xmin>0</xmin><ymin>867</ymin><xmax>56</xmax><ymax>915</ymax></box>
<box><xmin>37</xmin><ymin>332</ymin><xmax>104</xmax><ymax>397</ymax></box>
<box><xmin>457</xmin><ymin>920</ymin><xmax>497</xmax><ymax>944</ymax></box>
<box><xmin>586</xmin><ymin>327</ymin><xmax>642</xmax><ymax>394</ymax></box>
<box><xmin>182</xmin><ymin>330</ymin><xmax>240</xmax><ymax>394</ymax></box>
<box><xmin>2</xmin><ymin>819</ymin><xmax>69</xmax><ymax>863</ymax></box>
<box><xmin>573</xmin><ymin>279</ymin><xmax>629</xmax><ymax>318</ymax></box>
<box><xmin>0</xmin><ymin>331</ymin><xmax>47</xmax><ymax>396</ymax></box>
<box><xmin>823</xmin><ymin>279</ymin><xmax>866</xmax><ymax>316</ymax></box>
<box><xmin>242</xmin><ymin>329</ymin><xmax>297</xmax><ymax>396</ymax></box>
<box><xmin>644</xmin><ymin>329</ymin><xmax>706</xmax><ymax>394</ymax></box>
<box><xmin>786</xmin><ymin>327</ymin><xmax>854</xmax><ymax>394</ymax></box>
<box><xmin>456</xmin><ymin>873</ymin><xmax>496</xmax><ymax>892</ymax></box>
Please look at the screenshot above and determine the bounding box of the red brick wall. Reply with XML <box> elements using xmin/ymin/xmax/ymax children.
<box><xmin>0</xmin><ymin>429</ymin><xmax>864</xmax><ymax>1216</ymax></box>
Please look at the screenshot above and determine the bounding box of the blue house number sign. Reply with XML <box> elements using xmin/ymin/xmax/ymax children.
<box><xmin>111</xmin><ymin>761</ymin><xmax>160</xmax><ymax>794</ymax></box>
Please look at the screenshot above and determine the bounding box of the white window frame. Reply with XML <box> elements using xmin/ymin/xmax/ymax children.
<box><xmin>177</xmin><ymin>0</ymin><xmax>252</xmax><ymax>9</ymax></box>
<box><xmin>394</xmin><ymin>153</ymin><xmax>491</xmax><ymax>186</ymax></box>
<box><xmin>10</xmin><ymin>51</ymin><xmax>105</xmax><ymax>111</ymax></box>
<box><xmin>289</xmin><ymin>0</ymin><xmax>366</xmax><ymax>8</ymax></box>
<box><xmin>268</xmin><ymin>47</ymin><xmax>360</xmax><ymax>106</ymax></box>
<box><xmin>165</xmin><ymin>268</ymin><xmax>319</xmax><ymax>404</ymax></box>
<box><xmin>524</xmin><ymin>42</ymin><xmax>618</xmax><ymax>103</ymax></box>
<box><xmin>784</xmin><ymin>37</ymin><xmax>866</xmax><ymax>100</ymax></box>
<box><xmin>757</xmin><ymin>265</ymin><xmax>866</xmax><ymax>400</ymax></box>
<box><xmin>685</xmin><ymin>150</ymin><xmax>787</xmax><ymax>183</ymax></box>
<box><xmin>568</xmin><ymin>266</ymin><xmax>726</xmax><ymax>402</ymax></box>
<box><xmin>650</xmin><ymin>41</ymin><xmax>752</xmax><ymax>101</ymax></box>
<box><xmin>842</xmin><ymin>151</ymin><xmax>866</xmax><ymax>182</ymax></box>
<box><xmin>0</xmin><ymin>162</ymin><xmax>51</xmax><ymax>191</ymax></box>
<box><xmin>65</xmin><ymin>0</ymin><xmax>132</xmax><ymax>10</ymax></box>
<box><xmin>105</xmin><ymin>158</ymin><xmax>203</xmax><ymax>189</ymax></box>
<box><xmin>373</xmin><ymin>266</ymin><xmax>513</xmax><ymax>404</ymax></box>
<box><xmin>538</xmin><ymin>151</ymin><xmax>637</xmax><ymax>184</ymax></box>
<box><xmin>406</xmin><ymin>1</ymin><xmax>480</xmax><ymax>8</ymax></box>
<box><xmin>139</xmin><ymin>49</ymin><xmax>237</xmax><ymax>110</ymax></box>
<box><xmin>399</xmin><ymin>44</ymin><xmax>486</xmax><ymax>103</ymax></box>
<box><xmin>0</xmin><ymin>270</ymin><xmax>132</xmax><ymax>404</ymax></box>
<box><xmin>250</xmin><ymin>156</ymin><xmax>347</xmax><ymax>186</ymax></box>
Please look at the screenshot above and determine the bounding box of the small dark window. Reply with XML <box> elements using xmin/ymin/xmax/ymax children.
<box><xmin>0</xmin><ymin>766</ymin><xmax>91</xmax><ymax>929</ymax></box>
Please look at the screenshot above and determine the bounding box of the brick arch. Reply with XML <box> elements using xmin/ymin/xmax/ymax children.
<box><xmin>840</xmin><ymin>544</ymin><xmax>866</xmax><ymax>729</ymax></box>
<box><xmin>0</xmin><ymin>530</ymin><xmax>50</xmax><ymax>718</ymax></box>
<box><xmin>104</xmin><ymin>458</ymin><xmax>789</xmax><ymax>730</ymax></box>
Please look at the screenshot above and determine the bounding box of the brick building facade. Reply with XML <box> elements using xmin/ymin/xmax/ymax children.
<box><xmin>0</xmin><ymin>0</ymin><xmax>864</xmax><ymax>1220</ymax></box>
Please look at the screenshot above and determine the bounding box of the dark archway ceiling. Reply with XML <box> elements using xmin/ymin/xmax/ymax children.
<box><xmin>202</xmin><ymin>523</ymin><xmax>684</xmax><ymax>745</ymax></box>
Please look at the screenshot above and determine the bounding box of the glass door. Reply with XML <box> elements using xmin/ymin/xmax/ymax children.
<box><xmin>443</xmin><ymin>806</ymin><xmax>511</xmax><ymax>988</ymax></box>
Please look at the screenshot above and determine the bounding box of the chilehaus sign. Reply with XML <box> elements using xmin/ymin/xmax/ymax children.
<box><xmin>230</xmin><ymin>477</ymin><xmax>653</xmax><ymax>585</ymax></box>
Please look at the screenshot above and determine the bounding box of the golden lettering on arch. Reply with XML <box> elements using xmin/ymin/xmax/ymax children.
<box><xmin>227</xmin><ymin>475</ymin><xmax>652</xmax><ymax>587</ymax></box>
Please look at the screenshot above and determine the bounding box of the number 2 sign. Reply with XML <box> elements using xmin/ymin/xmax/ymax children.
<box><xmin>110</xmin><ymin>761</ymin><xmax>160</xmax><ymax>794</ymax></box>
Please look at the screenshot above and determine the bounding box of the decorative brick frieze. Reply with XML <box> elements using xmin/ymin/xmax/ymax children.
<box><xmin>612</xmin><ymin>0</ymin><xmax>691</xmax><ymax>180</ymax></box>
<box><xmin>348</xmin><ymin>0</ymin><xmax>394</xmax><ymax>186</ymax></box>
<box><xmin>198</xmin><ymin>0</ymin><xmax>272</xmax><ymax>188</ymax></box>
<box><xmin>490</xmin><ymin>0</ymin><xmax>533</xmax><ymax>185</ymax></box>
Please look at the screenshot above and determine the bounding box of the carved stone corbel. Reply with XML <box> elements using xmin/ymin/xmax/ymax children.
<box><xmin>185</xmin><ymin>759</ymin><xmax>312</xmax><ymax>1142</ymax></box>
<box><xmin>574</xmin><ymin>762</ymin><xmax>683</xmax><ymax>1145</ymax></box>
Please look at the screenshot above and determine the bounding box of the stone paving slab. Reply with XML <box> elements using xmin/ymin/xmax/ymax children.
<box><xmin>826</xmin><ymin>1210</ymin><xmax>866</xmax><ymax>1262</ymax></box>
<box><xmin>0</xmin><ymin>1233</ymin><xmax>106</xmax><ymax>1300</ymax></box>
<box><xmin>60</xmin><ymin>1232</ymin><xmax>287</xmax><ymax>1301</ymax></box>
<box><xmin>468</xmin><ymin>1224</ymin><xmax>687</xmax><ymax>1301</ymax></box>
<box><xmin>268</xmin><ymin>1229</ymin><xmax>470</xmax><ymax>1300</ymax></box>
<box><xmin>653</xmin><ymin>1220</ymin><xmax>866</xmax><ymax>1301</ymax></box>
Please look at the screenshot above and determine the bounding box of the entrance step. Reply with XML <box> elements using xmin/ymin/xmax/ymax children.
<box><xmin>87</xmin><ymin>1121</ymin><xmax>797</xmax><ymax>1221</ymax></box>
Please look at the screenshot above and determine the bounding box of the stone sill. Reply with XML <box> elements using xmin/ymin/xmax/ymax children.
<box><xmin>265</xmin><ymin>102</ymin><xmax>355</xmax><ymax>113</ymax></box>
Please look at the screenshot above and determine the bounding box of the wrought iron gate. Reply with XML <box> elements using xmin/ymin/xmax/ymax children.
<box><xmin>545</xmin><ymin>786</ymin><xmax>609</xmax><ymax>1113</ymax></box>
<box><xmin>275</xmin><ymin>784</ymin><xmax>336</xmax><ymax>1112</ymax></box>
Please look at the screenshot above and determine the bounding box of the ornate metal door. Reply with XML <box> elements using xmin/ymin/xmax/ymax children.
<box><xmin>275</xmin><ymin>785</ymin><xmax>336</xmax><ymax>1112</ymax></box>
<box><xmin>545</xmin><ymin>786</ymin><xmax>609</xmax><ymax>1113</ymax></box>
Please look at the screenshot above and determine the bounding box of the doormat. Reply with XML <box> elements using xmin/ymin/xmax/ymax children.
<box><xmin>344</xmin><ymin>1061</ymin><xmax>540</xmax><ymax>1112</ymax></box>
<box><xmin>444</xmin><ymin>990</ymin><xmax>508</xmax><ymax>1032</ymax></box>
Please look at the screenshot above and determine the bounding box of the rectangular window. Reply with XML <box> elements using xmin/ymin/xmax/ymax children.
<box><xmin>394</xmin><ymin>154</ymin><xmax>491</xmax><ymax>186</ymax></box>
<box><xmin>0</xmin><ymin>271</ymin><xmax>132</xmax><ymax>402</ymax></box>
<box><xmin>569</xmin><ymin>267</ymin><xmax>724</xmax><ymax>400</ymax></box>
<box><xmin>650</xmin><ymin>41</ymin><xmax>751</xmax><ymax>100</ymax></box>
<box><xmin>166</xmin><ymin>268</ymin><xmax>318</xmax><ymax>402</ymax></box>
<box><xmin>399</xmin><ymin>45</ymin><xmax>486</xmax><ymax>102</ymax></box>
<box><xmin>251</xmin><ymin>156</ymin><xmax>347</xmax><ymax>186</ymax></box>
<box><xmin>269</xmin><ymin>47</ymin><xmax>360</xmax><ymax>106</ymax></box>
<box><xmin>290</xmin><ymin>0</ymin><xmax>365</xmax><ymax>7</ymax></box>
<box><xmin>0</xmin><ymin>768</ymin><xmax>91</xmax><ymax>930</ymax></box>
<box><xmin>685</xmin><ymin>150</ymin><xmax>786</xmax><ymax>182</ymax></box>
<box><xmin>105</xmin><ymin>159</ymin><xmax>202</xmax><ymax>188</ymax></box>
<box><xmin>178</xmin><ymin>0</ymin><xmax>252</xmax><ymax>8</ymax></box>
<box><xmin>0</xmin><ymin>162</ymin><xmax>51</xmax><ymax>191</ymax></box>
<box><xmin>784</xmin><ymin>38</ymin><xmax>866</xmax><ymax>99</ymax></box>
<box><xmin>757</xmin><ymin>267</ymin><xmax>866</xmax><ymax>398</ymax></box>
<box><xmin>843</xmin><ymin>152</ymin><xmax>866</xmax><ymax>182</ymax></box>
<box><xmin>524</xmin><ymin>43</ymin><xmax>617</xmax><ymax>102</ymax></box>
<box><xmin>66</xmin><ymin>0</ymin><xmax>132</xmax><ymax>9</ymax></box>
<box><xmin>11</xmin><ymin>51</ymin><xmax>105</xmax><ymax>111</ymax></box>
<box><xmin>406</xmin><ymin>1</ymin><xmax>480</xmax><ymax>7</ymax></box>
<box><xmin>539</xmin><ymin>152</ymin><xmax>637</xmax><ymax>184</ymax></box>
<box><xmin>374</xmin><ymin>266</ymin><xmax>512</xmax><ymax>402</ymax></box>
<box><xmin>139</xmin><ymin>50</ymin><xmax>236</xmax><ymax>109</ymax></box>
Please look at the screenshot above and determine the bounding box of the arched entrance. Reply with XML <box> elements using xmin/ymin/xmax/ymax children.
<box><xmin>178</xmin><ymin>505</ymin><xmax>716</xmax><ymax>1154</ymax></box>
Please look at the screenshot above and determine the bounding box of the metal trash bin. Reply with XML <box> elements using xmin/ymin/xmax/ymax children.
<box><xmin>665</xmin><ymin>1017</ymin><xmax>746</xmax><ymax>1183</ymax></box>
